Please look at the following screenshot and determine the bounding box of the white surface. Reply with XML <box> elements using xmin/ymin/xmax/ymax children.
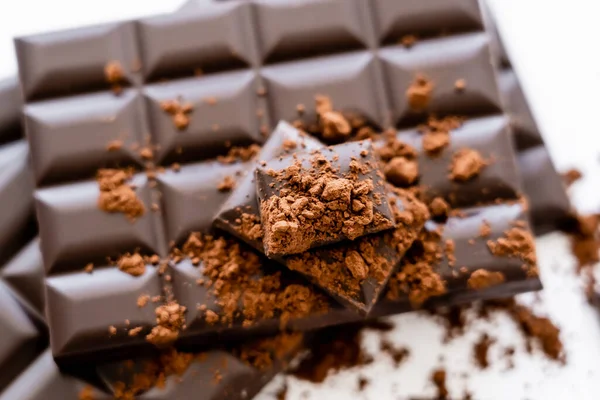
<box><xmin>1</xmin><ymin>0</ymin><xmax>600</xmax><ymax>399</ymax></box>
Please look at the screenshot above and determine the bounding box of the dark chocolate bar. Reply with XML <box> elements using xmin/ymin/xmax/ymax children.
<box><xmin>15</xmin><ymin>0</ymin><xmax>541</xmax><ymax>360</ymax></box>
<box><xmin>483</xmin><ymin>5</ymin><xmax>572</xmax><ymax>234</ymax></box>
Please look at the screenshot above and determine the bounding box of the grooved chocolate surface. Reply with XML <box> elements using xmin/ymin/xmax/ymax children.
<box><xmin>15</xmin><ymin>0</ymin><xmax>542</xmax><ymax>361</ymax></box>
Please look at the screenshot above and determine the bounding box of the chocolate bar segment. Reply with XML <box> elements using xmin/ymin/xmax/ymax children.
<box><xmin>137</xmin><ymin>2</ymin><xmax>259</xmax><ymax>81</ymax></box>
<box><xmin>24</xmin><ymin>89</ymin><xmax>149</xmax><ymax>185</ymax></box>
<box><xmin>255</xmin><ymin>140</ymin><xmax>395</xmax><ymax>256</ymax></box>
<box><xmin>144</xmin><ymin>71</ymin><xmax>268</xmax><ymax>165</ymax></box>
<box><xmin>158</xmin><ymin>159</ymin><xmax>251</xmax><ymax>245</ymax></box>
<box><xmin>16</xmin><ymin>22</ymin><xmax>141</xmax><ymax>101</ymax></box>
<box><xmin>391</xmin><ymin>115</ymin><xmax>521</xmax><ymax>207</ymax></box>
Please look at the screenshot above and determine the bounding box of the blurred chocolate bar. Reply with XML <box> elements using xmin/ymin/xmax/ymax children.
<box><xmin>14</xmin><ymin>0</ymin><xmax>541</xmax><ymax>362</ymax></box>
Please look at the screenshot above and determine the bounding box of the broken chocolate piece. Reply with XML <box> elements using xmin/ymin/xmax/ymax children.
<box><xmin>256</xmin><ymin>140</ymin><xmax>395</xmax><ymax>257</ymax></box>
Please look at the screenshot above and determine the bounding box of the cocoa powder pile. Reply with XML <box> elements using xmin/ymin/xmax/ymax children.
<box><xmin>256</xmin><ymin>142</ymin><xmax>395</xmax><ymax>257</ymax></box>
<box><xmin>96</xmin><ymin>168</ymin><xmax>145</xmax><ymax>220</ymax></box>
<box><xmin>171</xmin><ymin>232</ymin><xmax>330</xmax><ymax>328</ymax></box>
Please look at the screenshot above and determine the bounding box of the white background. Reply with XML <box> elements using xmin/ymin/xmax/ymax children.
<box><xmin>2</xmin><ymin>1</ymin><xmax>600</xmax><ymax>399</ymax></box>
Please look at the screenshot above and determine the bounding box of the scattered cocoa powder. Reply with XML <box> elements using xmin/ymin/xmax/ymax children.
<box><xmin>105</xmin><ymin>61</ymin><xmax>124</xmax><ymax>84</ymax></box>
<box><xmin>399</xmin><ymin>34</ymin><xmax>418</xmax><ymax>48</ymax></box>
<box><xmin>420</xmin><ymin>116</ymin><xmax>463</xmax><ymax>156</ymax></box>
<box><xmin>407</xmin><ymin>74</ymin><xmax>434</xmax><ymax>111</ymax></box>
<box><xmin>128</xmin><ymin>326</ymin><xmax>143</xmax><ymax>337</ymax></box>
<box><xmin>233</xmin><ymin>333</ymin><xmax>303</xmax><ymax>371</ymax></box>
<box><xmin>117</xmin><ymin>253</ymin><xmax>146</xmax><ymax>277</ymax></box>
<box><xmin>79</xmin><ymin>386</ymin><xmax>95</xmax><ymax>400</ymax></box>
<box><xmin>384</xmin><ymin>157</ymin><xmax>419</xmax><ymax>186</ymax></box>
<box><xmin>107</xmin><ymin>140</ymin><xmax>123</xmax><ymax>151</ymax></box>
<box><xmin>569</xmin><ymin>213</ymin><xmax>600</xmax><ymax>271</ymax></box>
<box><xmin>449</xmin><ymin>148</ymin><xmax>487</xmax><ymax>182</ymax></box>
<box><xmin>217</xmin><ymin>176</ymin><xmax>236</xmax><ymax>192</ymax></box>
<box><xmin>473</xmin><ymin>333</ymin><xmax>494</xmax><ymax>369</ymax></box>
<box><xmin>455</xmin><ymin>79</ymin><xmax>467</xmax><ymax>91</ymax></box>
<box><xmin>137</xmin><ymin>295</ymin><xmax>150</xmax><ymax>308</ymax></box>
<box><xmin>171</xmin><ymin>232</ymin><xmax>329</xmax><ymax>329</ymax></box>
<box><xmin>146</xmin><ymin>302</ymin><xmax>187</xmax><ymax>347</ymax></box>
<box><xmin>160</xmin><ymin>99</ymin><xmax>193</xmax><ymax>130</ymax></box>
<box><xmin>479</xmin><ymin>221</ymin><xmax>491</xmax><ymax>238</ymax></box>
<box><xmin>84</xmin><ymin>263</ymin><xmax>94</xmax><ymax>273</ymax></box>
<box><xmin>467</xmin><ymin>269</ymin><xmax>506</xmax><ymax>290</ymax></box>
<box><xmin>431</xmin><ymin>368</ymin><xmax>448</xmax><ymax>399</ymax></box>
<box><xmin>217</xmin><ymin>144</ymin><xmax>260</xmax><ymax>164</ymax></box>
<box><xmin>313</xmin><ymin>95</ymin><xmax>352</xmax><ymax>142</ymax></box>
<box><xmin>429</xmin><ymin>197</ymin><xmax>450</xmax><ymax>221</ymax></box>
<box><xmin>96</xmin><ymin>169</ymin><xmax>145</xmax><ymax>220</ymax></box>
<box><xmin>561</xmin><ymin>168</ymin><xmax>582</xmax><ymax>187</ymax></box>
<box><xmin>380</xmin><ymin>339</ymin><xmax>410</xmax><ymax>367</ymax></box>
<box><xmin>387</xmin><ymin>229</ymin><xmax>447</xmax><ymax>307</ymax></box>
<box><xmin>487</xmin><ymin>227</ymin><xmax>537</xmax><ymax>277</ymax></box>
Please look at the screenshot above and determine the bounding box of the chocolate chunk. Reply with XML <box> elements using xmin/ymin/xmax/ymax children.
<box><xmin>256</xmin><ymin>141</ymin><xmax>395</xmax><ymax>257</ymax></box>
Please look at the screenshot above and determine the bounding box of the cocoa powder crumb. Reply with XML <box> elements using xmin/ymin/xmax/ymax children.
<box><xmin>467</xmin><ymin>269</ymin><xmax>506</xmax><ymax>290</ymax></box>
<box><xmin>420</xmin><ymin>116</ymin><xmax>462</xmax><ymax>156</ymax></box>
<box><xmin>407</xmin><ymin>74</ymin><xmax>433</xmax><ymax>111</ymax></box>
<box><xmin>205</xmin><ymin>309</ymin><xmax>219</xmax><ymax>325</ymax></box>
<box><xmin>146</xmin><ymin>302</ymin><xmax>187</xmax><ymax>347</ymax></box>
<box><xmin>444</xmin><ymin>239</ymin><xmax>456</xmax><ymax>267</ymax></box>
<box><xmin>217</xmin><ymin>144</ymin><xmax>261</xmax><ymax>164</ymax></box>
<box><xmin>400</xmin><ymin>34</ymin><xmax>418</xmax><ymax>48</ymax></box>
<box><xmin>107</xmin><ymin>140</ymin><xmax>123</xmax><ymax>151</ymax></box>
<box><xmin>449</xmin><ymin>148</ymin><xmax>487</xmax><ymax>182</ymax></box>
<box><xmin>137</xmin><ymin>295</ymin><xmax>150</xmax><ymax>308</ymax></box>
<box><xmin>79</xmin><ymin>386</ymin><xmax>95</xmax><ymax>400</ymax></box>
<box><xmin>487</xmin><ymin>227</ymin><xmax>537</xmax><ymax>276</ymax></box>
<box><xmin>128</xmin><ymin>326</ymin><xmax>143</xmax><ymax>337</ymax></box>
<box><xmin>84</xmin><ymin>263</ymin><xmax>94</xmax><ymax>273</ymax></box>
<box><xmin>104</xmin><ymin>61</ymin><xmax>124</xmax><ymax>84</ymax></box>
<box><xmin>108</xmin><ymin>326</ymin><xmax>117</xmax><ymax>336</ymax></box>
<box><xmin>314</xmin><ymin>95</ymin><xmax>352</xmax><ymax>142</ymax></box>
<box><xmin>455</xmin><ymin>78</ymin><xmax>467</xmax><ymax>91</ymax></box>
<box><xmin>380</xmin><ymin>339</ymin><xmax>410</xmax><ymax>367</ymax></box>
<box><xmin>429</xmin><ymin>197</ymin><xmax>450</xmax><ymax>221</ymax></box>
<box><xmin>384</xmin><ymin>157</ymin><xmax>419</xmax><ymax>186</ymax></box>
<box><xmin>96</xmin><ymin>169</ymin><xmax>145</xmax><ymax>220</ymax></box>
<box><xmin>160</xmin><ymin>99</ymin><xmax>193</xmax><ymax>130</ymax></box>
<box><xmin>474</xmin><ymin>333</ymin><xmax>494</xmax><ymax>369</ymax></box>
<box><xmin>431</xmin><ymin>368</ymin><xmax>449</xmax><ymax>399</ymax></box>
<box><xmin>217</xmin><ymin>176</ymin><xmax>236</xmax><ymax>192</ymax></box>
<box><xmin>479</xmin><ymin>221</ymin><xmax>491</xmax><ymax>237</ymax></box>
<box><xmin>569</xmin><ymin>213</ymin><xmax>600</xmax><ymax>270</ymax></box>
<box><xmin>117</xmin><ymin>253</ymin><xmax>146</xmax><ymax>277</ymax></box>
<box><xmin>561</xmin><ymin>168</ymin><xmax>582</xmax><ymax>187</ymax></box>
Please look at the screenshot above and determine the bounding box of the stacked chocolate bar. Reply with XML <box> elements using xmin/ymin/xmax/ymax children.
<box><xmin>0</xmin><ymin>0</ymin><xmax>571</xmax><ymax>399</ymax></box>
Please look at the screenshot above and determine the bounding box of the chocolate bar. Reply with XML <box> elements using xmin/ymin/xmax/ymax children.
<box><xmin>15</xmin><ymin>0</ymin><xmax>541</xmax><ymax>361</ymax></box>
<box><xmin>484</xmin><ymin>5</ymin><xmax>573</xmax><ymax>234</ymax></box>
